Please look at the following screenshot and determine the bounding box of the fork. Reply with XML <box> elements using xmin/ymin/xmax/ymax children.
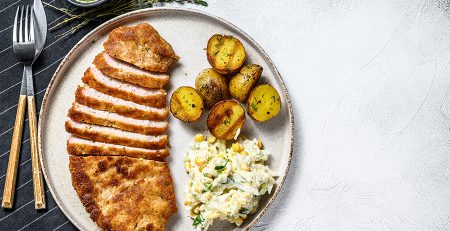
<box><xmin>2</xmin><ymin>5</ymin><xmax>46</xmax><ymax>210</ymax></box>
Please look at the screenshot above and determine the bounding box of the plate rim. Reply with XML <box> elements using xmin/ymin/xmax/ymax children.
<box><xmin>38</xmin><ymin>7</ymin><xmax>294</xmax><ymax>231</ymax></box>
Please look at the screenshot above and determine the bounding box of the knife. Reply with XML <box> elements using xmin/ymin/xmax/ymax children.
<box><xmin>30</xmin><ymin>0</ymin><xmax>47</xmax><ymax>210</ymax></box>
<box><xmin>34</xmin><ymin>0</ymin><xmax>47</xmax><ymax>56</ymax></box>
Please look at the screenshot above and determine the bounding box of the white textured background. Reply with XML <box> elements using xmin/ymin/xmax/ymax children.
<box><xmin>187</xmin><ymin>0</ymin><xmax>450</xmax><ymax>230</ymax></box>
<box><xmin>0</xmin><ymin>0</ymin><xmax>448</xmax><ymax>230</ymax></box>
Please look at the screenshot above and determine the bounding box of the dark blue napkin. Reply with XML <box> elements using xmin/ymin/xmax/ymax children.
<box><xmin>0</xmin><ymin>0</ymin><xmax>106</xmax><ymax>230</ymax></box>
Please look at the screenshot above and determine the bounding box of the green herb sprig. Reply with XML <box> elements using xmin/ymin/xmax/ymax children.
<box><xmin>45</xmin><ymin>0</ymin><xmax>207</xmax><ymax>37</ymax></box>
<box><xmin>215</xmin><ymin>159</ymin><xmax>228</xmax><ymax>172</ymax></box>
<box><xmin>192</xmin><ymin>214</ymin><xmax>205</xmax><ymax>227</ymax></box>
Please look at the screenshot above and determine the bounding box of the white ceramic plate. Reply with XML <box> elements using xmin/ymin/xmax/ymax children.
<box><xmin>39</xmin><ymin>8</ymin><xmax>294</xmax><ymax>231</ymax></box>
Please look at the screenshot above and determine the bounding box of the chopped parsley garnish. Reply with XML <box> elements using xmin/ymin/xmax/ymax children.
<box><xmin>215</xmin><ymin>159</ymin><xmax>229</xmax><ymax>172</ymax></box>
<box><xmin>204</xmin><ymin>184</ymin><xmax>212</xmax><ymax>192</ymax></box>
<box><xmin>192</xmin><ymin>214</ymin><xmax>204</xmax><ymax>227</ymax></box>
<box><xmin>250</xmin><ymin>102</ymin><xmax>258</xmax><ymax>111</ymax></box>
<box><xmin>239</xmin><ymin>208</ymin><xmax>249</xmax><ymax>214</ymax></box>
<box><xmin>223</xmin><ymin>118</ymin><xmax>231</xmax><ymax>125</ymax></box>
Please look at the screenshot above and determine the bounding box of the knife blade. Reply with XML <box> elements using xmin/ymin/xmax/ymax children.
<box><xmin>33</xmin><ymin>0</ymin><xmax>47</xmax><ymax>57</ymax></box>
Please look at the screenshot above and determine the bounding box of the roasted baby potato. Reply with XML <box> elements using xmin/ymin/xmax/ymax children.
<box><xmin>207</xmin><ymin>34</ymin><xmax>246</xmax><ymax>74</ymax></box>
<box><xmin>229</xmin><ymin>64</ymin><xmax>263</xmax><ymax>102</ymax></box>
<box><xmin>207</xmin><ymin>100</ymin><xmax>245</xmax><ymax>140</ymax></box>
<box><xmin>195</xmin><ymin>68</ymin><xmax>229</xmax><ymax>108</ymax></box>
<box><xmin>247</xmin><ymin>84</ymin><xmax>281</xmax><ymax>122</ymax></box>
<box><xmin>170</xmin><ymin>86</ymin><xmax>204</xmax><ymax>122</ymax></box>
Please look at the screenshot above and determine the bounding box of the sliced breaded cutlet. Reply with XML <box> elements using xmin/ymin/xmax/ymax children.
<box><xmin>94</xmin><ymin>52</ymin><xmax>169</xmax><ymax>89</ymax></box>
<box><xmin>69</xmin><ymin>155</ymin><xmax>177</xmax><ymax>231</ymax></box>
<box><xmin>103</xmin><ymin>23</ymin><xmax>179</xmax><ymax>73</ymax></box>
<box><xmin>67</xmin><ymin>137</ymin><xmax>169</xmax><ymax>160</ymax></box>
<box><xmin>68</xmin><ymin>103</ymin><xmax>168</xmax><ymax>135</ymax></box>
<box><xmin>82</xmin><ymin>66</ymin><xmax>166</xmax><ymax>107</ymax></box>
<box><xmin>65</xmin><ymin>119</ymin><xmax>167</xmax><ymax>149</ymax></box>
<box><xmin>75</xmin><ymin>85</ymin><xmax>168</xmax><ymax>121</ymax></box>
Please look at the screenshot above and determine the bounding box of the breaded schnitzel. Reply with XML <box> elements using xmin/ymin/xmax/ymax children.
<box><xmin>104</xmin><ymin>24</ymin><xmax>179</xmax><ymax>73</ymax></box>
<box><xmin>69</xmin><ymin>155</ymin><xmax>176</xmax><ymax>231</ymax></box>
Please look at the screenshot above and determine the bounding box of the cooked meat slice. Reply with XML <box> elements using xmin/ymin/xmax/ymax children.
<box><xmin>94</xmin><ymin>52</ymin><xmax>169</xmax><ymax>89</ymax></box>
<box><xmin>67</xmin><ymin>137</ymin><xmax>169</xmax><ymax>160</ymax></box>
<box><xmin>68</xmin><ymin>103</ymin><xmax>168</xmax><ymax>135</ymax></box>
<box><xmin>82</xmin><ymin>66</ymin><xmax>166</xmax><ymax>107</ymax></box>
<box><xmin>75</xmin><ymin>85</ymin><xmax>168</xmax><ymax>121</ymax></box>
<box><xmin>69</xmin><ymin>155</ymin><xmax>177</xmax><ymax>231</ymax></box>
<box><xmin>104</xmin><ymin>23</ymin><xmax>179</xmax><ymax>72</ymax></box>
<box><xmin>65</xmin><ymin>119</ymin><xmax>167</xmax><ymax>149</ymax></box>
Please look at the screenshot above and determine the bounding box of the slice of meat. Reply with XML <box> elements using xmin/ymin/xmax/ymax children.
<box><xmin>69</xmin><ymin>155</ymin><xmax>177</xmax><ymax>231</ymax></box>
<box><xmin>68</xmin><ymin>103</ymin><xmax>168</xmax><ymax>135</ymax></box>
<box><xmin>82</xmin><ymin>66</ymin><xmax>166</xmax><ymax>107</ymax></box>
<box><xmin>94</xmin><ymin>52</ymin><xmax>169</xmax><ymax>89</ymax></box>
<box><xmin>75</xmin><ymin>85</ymin><xmax>168</xmax><ymax>121</ymax></box>
<box><xmin>65</xmin><ymin>119</ymin><xmax>167</xmax><ymax>149</ymax></box>
<box><xmin>104</xmin><ymin>23</ymin><xmax>179</xmax><ymax>72</ymax></box>
<box><xmin>67</xmin><ymin>137</ymin><xmax>169</xmax><ymax>160</ymax></box>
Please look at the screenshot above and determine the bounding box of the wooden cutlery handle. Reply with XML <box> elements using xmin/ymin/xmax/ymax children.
<box><xmin>2</xmin><ymin>95</ymin><xmax>27</xmax><ymax>209</ymax></box>
<box><xmin>27</xmin><ymin>96</ymin><xmax>46</xmax><ymax>210</ymax></box>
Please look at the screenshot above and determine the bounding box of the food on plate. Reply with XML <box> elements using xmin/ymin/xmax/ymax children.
<box><xmin>94</xmin><ymin>51</ymin><xmax>170</xmax><ymax>89</ymax></box>
<box><xmin>62</xmin><ymin>20</ymin><xmax>286</xmax><ymax>230</ymax></box>
<box><xmin>65</xmin><ymin>120</ymin><xmax>167</xmax><ymax>149</ymax></box>
<box><xmin>65</xmin><ymin>23</ymin><xmax>178</xmax><ymax>230</ymax></box>
<box><xmin>75</xmin><ymin>85</ymin><xmax>168</xmax><ymax>121</ymax></box>
<box><xmin>104</xmin><ymin>23</ymin><xmax>179</xmax><ymax>72</ymax></box>
<box><xmin>68</xmin><ymin>103</ymin><xmax>168</xmax><ymax>135</ymax></box>
<box><xmin>170</xmin><ymin>86</ymin><xmax>204</xmax><ymax>122</ymax></box>
<box><xmin>229</xmin><ymin>64</ymin><xmax>263</xmax><ymax>102</ymax></box>
<box><xmin>207</xmin><ymin>34</ymin><xmax>246</xmax><ymax>74</ymax></box>
<box><xmin>82</xmin><ymin>66</ymin><xmax>166</xmax><ymax>107</ymax></box>
<box><xmin>67</xmin><ymin>137</ymin><xmax>169</xmax><ymax>160</ymax></box>
<box><xmin>206</xmin><ymin>100</ymin><xmax>245</xmax><ymax>140</ymax></box>
<box><xmin>69</xmin><ymin>155</ymin><xmax>176</xmax><ymax>231</ymax></box>
<box><xmin>247</xmin><ymin>84</ymin><xmax>281</xmax><ymax>122</ymax></box>
<box><xmin>184</xmin><ymin>135</ymin><xmax>276</xmax><ymax>230</ymax></box>
<box><xmin>195</xmin><ymin>68</ymin><xmax>229</xmax><ymax>108</ymax></box>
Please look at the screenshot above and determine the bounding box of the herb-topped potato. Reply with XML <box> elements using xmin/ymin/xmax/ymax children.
<box><xmin>195</xmin><ymin>68</ymin><xmax>229</xmax><ymax>109</ymax></box>
<box><xmin>229</xmin><ymin>64</ymin><xmax>263</xmax><ymax>102</ymax></box>
<box><xmin>170</xmin><ymin>86</ymin><xmax>204</xmax><ymax>122</ymax></box>
<box><xmin>247</xmin><ymin>84</ymin><xmax>281</xmax><ymax>122</ymax></box>
<box><xmin>207</xmin><ymin>34</ymin><xmax>246</xmax><ymax>74</ymax></box>
<box><xmin>207</xmin><ymin>100</ymin><xmax>245</xmax><ymax>140</ymax></box>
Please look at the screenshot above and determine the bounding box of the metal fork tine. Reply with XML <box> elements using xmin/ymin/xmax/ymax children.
<box><xmin>30</xmin><ymin>8</ymin><xmax>35</xmax><ymax>43</ymax></box>
<box><xmin>24</xmin><ymin>5</ymin><xmax>29</xmax><ymax>42</ymax></box>
<box><xmin>19</xmin><ymin>5</ymin><xmax>24</xmax><ymax>43</ymax></box>
<box><xmin>13</xmin><ymin>6</ymin><xmax>19</xmax><ymax>44</ymax></box>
